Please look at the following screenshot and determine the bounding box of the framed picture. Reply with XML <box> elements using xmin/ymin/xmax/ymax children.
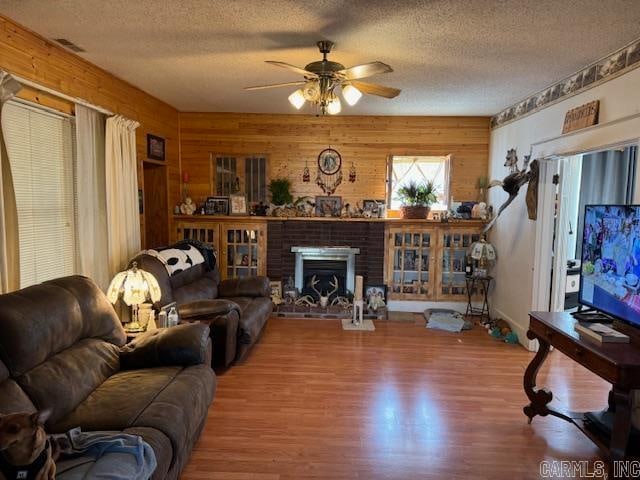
<box><xmin>205</xmin><ymin>196</ymin><xmax>229</xmax><ymax>215</ymax></box>
<box><xmin>315</xmin><ymin>196</ymin><xmax>342</xmax><ymax>217</ymax></box>
<box><xmin>229</xmin><ymin>193</ymin><xmax>248</xmax><ymax>215</ymax></box>
<box><xmin>147</xmin><ymin>134</ymin><xmax>165</xmax><ymax>161</ymax></box>
<box><xmin>365</xmin><ymin>285</ymin><xmax>387</xmax><ymax>311</ymax></box>
<box><xmin>363</xmin><ymin>199</ymin><xmax>386</xmax><ymax>217</ymax></box>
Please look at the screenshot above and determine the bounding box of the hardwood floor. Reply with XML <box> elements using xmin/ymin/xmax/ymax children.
<box><xmin>181</xmin><ymin>317</ymin><xmax>609</xmax><ymax>479</ymax></box>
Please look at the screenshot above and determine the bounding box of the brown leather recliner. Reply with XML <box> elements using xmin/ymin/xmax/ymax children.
<box><xmin>0</xmin><ymin>275</ymin><xmax>216</xmax><ymax>480</ymax></box>
<box><xmin>131</xmin><ymin>245</ymin><xmax>272</xmax><ymax>368</ymax></box>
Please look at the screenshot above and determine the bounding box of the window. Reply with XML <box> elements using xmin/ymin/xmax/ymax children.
<box><xmin>244</xmin><ymin>155</ymin><xmax>267</xmax><ymax>204</ymax></box>
<box><xmin>388</xmin><ymin>155</ymin><xmax>451</xmax><ymax>210</ymax></box>
<box><xmin>211</xmin><ymin>154</ymin><xmax>268</xmax><ymax>204</ymax></box>
<box><xmin>3</xmin><ymin>101</ymin><xmax>77</xmax><ymax>288</ymax></box>
<box><xmin>214</xmin><ymin>155</ymin><xmax>237</xmax><ymax>196</ymax></box>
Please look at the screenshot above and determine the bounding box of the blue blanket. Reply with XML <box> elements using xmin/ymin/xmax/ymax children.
<box><xmin>52</xmin><ymin>429</ymin><xmax>156</xmax><ymax>480</ymax></box>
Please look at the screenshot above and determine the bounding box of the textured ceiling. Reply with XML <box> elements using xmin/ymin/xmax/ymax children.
<box><xmin>3</xmin><ymin>0</ymin><xmax>640</xmax><ymax>115</ymax></box>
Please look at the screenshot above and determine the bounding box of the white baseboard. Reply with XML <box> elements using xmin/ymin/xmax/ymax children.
<box><xmin>492</xmin><ymin>307</ymin><xmax>538</xmax><ymax>351</ymax></box>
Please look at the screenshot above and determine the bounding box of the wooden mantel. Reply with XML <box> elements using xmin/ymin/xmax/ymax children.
<box><xmin>173</xmin><ymin>214</ymin><xmax>487</xmax><ymax>226</ymax></box>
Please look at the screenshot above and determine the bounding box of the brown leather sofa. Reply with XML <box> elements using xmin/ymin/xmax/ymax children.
<box><xmin>131</xmin><ymin>243</ymin><xmax>272</xmax><ymax>368</ymax></box>
<box><xmin>0</xmin><ymin>275</ymin><xmax>215</xmax><ymax>480</ymax></box>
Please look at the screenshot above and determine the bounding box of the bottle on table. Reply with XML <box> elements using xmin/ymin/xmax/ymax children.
<box><xmin>168</xmin><ymin>307</ymin><xmax>179</xmax><ymax>327</ymax></box>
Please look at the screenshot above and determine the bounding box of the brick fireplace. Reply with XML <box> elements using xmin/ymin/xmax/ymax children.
<box><xmin>266</xmin><ymin>221</ymin><xmax>385</xmax><ymax>287</ymax></box>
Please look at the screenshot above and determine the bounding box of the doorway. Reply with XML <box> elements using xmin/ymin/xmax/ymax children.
<box><xmin>549</xmin><ymin>146</ymin><xmax>638</xmax><ymax>312</ymax></box>
<box><xmin>143</xmin><ymin>162</ymin><xmax>169</xmax><ymax>248</ymax></box>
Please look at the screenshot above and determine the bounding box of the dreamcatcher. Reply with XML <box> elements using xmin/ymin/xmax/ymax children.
<box><xmin>316</xmin><ymin>148</ymin><xmax>343</xmax><ymax>195</ymax></box>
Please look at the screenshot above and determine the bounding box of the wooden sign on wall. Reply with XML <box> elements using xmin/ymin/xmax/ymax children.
<box><xmin>562</xmin><ymin>100</ymin><xmax>599</xmax><ymax>134</ymax></box>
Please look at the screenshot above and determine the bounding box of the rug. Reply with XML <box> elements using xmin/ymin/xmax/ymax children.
<box><xmin>341</xmin><ymin>319</ymin><xmax>376</xmax><ymax>331</ymax></box>
<box><xmin>424</xmin><ymin>309</ymin><xmax>472</xmax><ymax>333</ymax></box>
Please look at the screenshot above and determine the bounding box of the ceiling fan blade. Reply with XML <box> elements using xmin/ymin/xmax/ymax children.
<box><xmin>337</xmin><ymin>62</ymin><xmax>393</xmax><ymax>80</ymax></box>
<box><xmin>350</xmin><ymin>80</ymin><xmax>401</xmax><ymax>99</ymax></box>
<box><xmin>245</xmin><ymin>81</ymin><xmax>306</xmax><ymax>91</ymax></box>
<box><xmin>265</xmin><ymin>61</ymin><xmax>318</xmax><ymax>78</ymax></box>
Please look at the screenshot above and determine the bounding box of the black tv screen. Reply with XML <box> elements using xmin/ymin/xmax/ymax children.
<box><xmin>579</xmin><ymin>205</ymin><xmax>640</xmax><ymax>325</ymax></box>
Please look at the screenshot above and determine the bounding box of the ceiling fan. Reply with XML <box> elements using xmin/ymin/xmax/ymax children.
<box><xmin>245</xmin><ymin>40</ymin><xmax>401</xmax><ymax>115</ymax></box>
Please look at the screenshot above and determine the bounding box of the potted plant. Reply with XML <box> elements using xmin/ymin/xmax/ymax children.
<box><xmin>268</xmin><ymin>178</ymin><xmax>293</xmax><ymax>206</ymax></box>
<box><xmin>396</xmin><ymin>180</ymin><xmax>439</xmax><ymax>219</ymax></box>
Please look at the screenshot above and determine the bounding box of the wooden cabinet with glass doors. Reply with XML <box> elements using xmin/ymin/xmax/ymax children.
<box><xmin>175</xmin><ymin>218</ymin><xmax>266</xmax><ymax>281</ymax></box>
<box><xmin>385</xmin><ymin>222</ymin><xmax>484</xmax><ymax>301</ymax></box>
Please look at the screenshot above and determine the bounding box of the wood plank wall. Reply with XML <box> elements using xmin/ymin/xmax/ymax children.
<box><xmin>0</xmin><ymin>15</ymin><xmax>179</xmax><ymax>247</ymax></box>
<box><xmin>1</xmin><ymin>14</ymin><xmax>491</xmax><ymax>250</ymax></box>
<box><xmin>178</xmin><ymin>112</ymin><xmax>490</xmax><ymax>213</ymax></box>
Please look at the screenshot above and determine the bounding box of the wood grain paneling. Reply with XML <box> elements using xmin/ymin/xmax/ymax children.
<box><xmin>0</xmin><ymin>15</ymin><xmax>179</xmax><ymax>247</ymax></box>
<box><xmin>178</xmin><ymin>113</ymin><xmax>490</xmax><ymax>216</ymax></box>
<box><xmin>1</xmin><ymin>14</ymin><xmax>490</xmax><ymax>250</ymax></box>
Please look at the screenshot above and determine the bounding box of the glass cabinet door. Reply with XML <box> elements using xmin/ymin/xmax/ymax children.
<box><xmin>226</xmin><ymin>227</ymin><xmax>260</xmax><ymax>278</ymax></box>
<box><xmin>390</xmin><ymin>228</ymin><xmax>431</xmax><ymax>297</ymax></box>
<box><xmin>221</xmin><ymin>223</ymin><xmax>266</xmax><ymax>280</ymax></box>
<box><xmin>440</xmin><ymin>231</ymin><xmax>480</xmax><ymax>298</ymax></box>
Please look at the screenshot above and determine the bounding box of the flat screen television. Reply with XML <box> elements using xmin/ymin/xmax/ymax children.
<box><xmin>579</xmin><ymin>205</ymin><xmax>640</xmax><ymax>326</ymax></box>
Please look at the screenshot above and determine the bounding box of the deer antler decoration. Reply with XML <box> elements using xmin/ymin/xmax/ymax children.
<box><xmin>309</xmin><ymin>275</ymin><xmax>322</xmax><ymax>299</ymax></box>
<box><xmin>327</xmin><ymin>276</ymin><xmax>339</xmax><ymax>298</ymax></box>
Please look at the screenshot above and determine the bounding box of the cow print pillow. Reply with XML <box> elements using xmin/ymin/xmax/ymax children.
<box><xmin>153</xmin><ymin>244</ymin><xmax>205</xmax><ymax>276</ymax></box>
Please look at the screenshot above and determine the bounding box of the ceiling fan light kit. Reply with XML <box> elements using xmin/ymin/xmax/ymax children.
<box><xmin>288</xmin><ymin>89</ymin><xmax>306</xmax><ymax>109</ymax></box>
<box><xmin>247</xmin><ymin>40</ymin><xmax>400</xmax><ymax>115</ymax></box>
<box><xmin>342</xmin><ymin>84</ymin><xmax>363</xmax><ymax>106</ymax></box>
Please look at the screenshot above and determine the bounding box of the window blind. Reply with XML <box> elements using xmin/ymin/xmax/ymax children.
<box><xmin>3</xmin><ymin>100</ymin><xmax>77</xmax><ymax>288</ymax></box>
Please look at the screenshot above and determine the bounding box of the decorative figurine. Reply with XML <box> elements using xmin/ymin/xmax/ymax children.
<box><xmin>179</xmin><ymin>197</ymin><xmax>196</xmax><ymax>215</ymax></box>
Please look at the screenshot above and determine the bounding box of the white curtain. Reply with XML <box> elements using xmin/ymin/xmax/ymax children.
<box><xmin>0</xmin><ymin>72</ymin><xmax>21</xmax><ymax>293</ymax></box>
<box><xmin>105</xmin><ymin>115</ymin><xmax>141</xmax><ymax>278</ymax></box>
<box><xmin>75</xmin><ymin>104</ymin><xmax>109</xmax><ymax>289</ymax></box>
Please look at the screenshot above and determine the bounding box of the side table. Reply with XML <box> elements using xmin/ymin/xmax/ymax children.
<box><xmin>464</xmin><ymin>275</ymin><xmax>492</xmax><ymax>323</ymax></box>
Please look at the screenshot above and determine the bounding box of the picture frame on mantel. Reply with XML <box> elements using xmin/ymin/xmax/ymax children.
<box><xmin>147</xmin><ymin>134</ymin><xmax>165</xmax><ymax>161</ymax></box>
<box><xmin>204</xmin><ymin>196</ymin><xmax>229</xmax><ymax>215</ymax></box>
<box><xmin>315</xmin><ymin>196</ymin><xmax>342</xmax><ymax>217</ymax></box>
<box><xmin>229</xmin><ymin>194</ymin><xmax>248</xmax><ymax>215</ymax></box>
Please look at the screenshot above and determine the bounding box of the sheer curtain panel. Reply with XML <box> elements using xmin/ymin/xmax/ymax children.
<box><xmin>105</xmin><ymin>115</ymin><xmax>141</xmax><ymax>277</ymax></box>
<box><xmin>0</xmin><ymin>72</ymin><xmax>21</xmax><ymax>293</ymax></box>
<box><xmin>75</xmin><ymin>104</ymin><xmax>109</xmax><ymax>289</ymax></box>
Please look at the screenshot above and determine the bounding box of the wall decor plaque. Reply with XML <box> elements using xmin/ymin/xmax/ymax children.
<box><xmin>562</xmin><ymin>100</ymin><xmax>599</xmax><ymax>134</ymax></box>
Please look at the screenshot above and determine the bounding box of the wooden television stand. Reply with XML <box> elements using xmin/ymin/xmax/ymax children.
<box><xmin>524</xmin><ymin>311</ymin><xmax>640</xmax><ymax>463</ymax></box>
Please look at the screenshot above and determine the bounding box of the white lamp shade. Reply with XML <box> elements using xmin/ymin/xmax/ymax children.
<box><xmin>470</xmin><ymin>240</ymin><xmax>497</xmax><ymax>262</ymax></box>
<box><xmin>342</xmin><ymin>84</ymin><xmax>362</xmax><ymax>106</ymax></box>
<box><xmin>326</xmin><ymin>96</ymin><xmax>342</xmax><ymax>115</ymax></box>
<box><xmin>107</xmin><ymin>265</ymin><xmax>161</xmax><ymax>306</ymax></box>
<box><xmin>288</xmin><ymin>89</ymin><xmax>306</xmax><ymax>109</ymax></box>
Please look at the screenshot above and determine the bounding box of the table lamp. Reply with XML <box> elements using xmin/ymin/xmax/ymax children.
<box><xmin>106</xmin><ymin>261</ymin><xmax>161</xmax><ymax>332</ymax></box>
<box><xmin>469</xmin><ymin>236</ymin><xmax>497</xmax><ymax>277</ymax></box>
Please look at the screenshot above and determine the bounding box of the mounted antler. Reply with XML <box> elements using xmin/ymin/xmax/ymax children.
<box><xmin>309</xmin><ymin>275</ymin><xmax>321</xmax><ymax>299</ymax></box>
<box><xmin>327</xmin><ymin>275</ymin><xmax>339</xmax><ymax>298</ymax></box>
